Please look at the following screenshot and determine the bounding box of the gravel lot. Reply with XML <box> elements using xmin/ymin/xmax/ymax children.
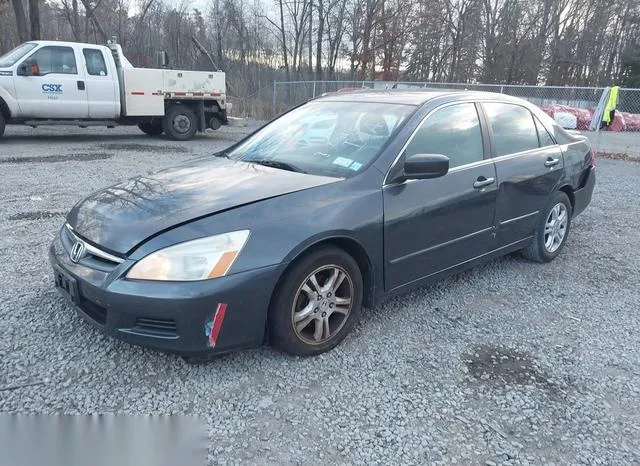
<box><xmin>1</xmin><ymin>124</ymin><xmax>639</xmax><ymax>465</ymax></box>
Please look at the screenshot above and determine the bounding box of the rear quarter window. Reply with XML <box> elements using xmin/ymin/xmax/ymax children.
<box><xmin>532</xmin><ymin>108</ymin><xmax>576</xmax><ymax>145</ymax></box>
<box><xmin>534</xmin><ymin>116</ymin><xmax>555</xmax><ymax>147</ymax></box>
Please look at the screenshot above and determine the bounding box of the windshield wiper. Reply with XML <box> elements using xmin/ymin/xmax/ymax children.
<box><xmin>244</xmin><ymin>159</ymin><xmax>307</xmax><ymax>174</ymax></box>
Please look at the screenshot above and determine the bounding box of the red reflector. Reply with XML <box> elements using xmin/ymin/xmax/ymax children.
<box><xmin>205</xmin><ymin>303</ymin><xmax>228</xmax><ymax>348</ymax></box>
<box><xmin>131</xmin><ymin>91</ymin><xmax>144</xmax><ymax>96</ymax></box>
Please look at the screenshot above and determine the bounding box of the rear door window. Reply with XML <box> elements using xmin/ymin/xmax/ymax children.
<box><xmin>405</xmin><ymin>103</ymin><xmax>484</xmax><ymax>169</ymax></box>
<box><xmin>83</xmin><ymin>49</ymin><xmax>108</xmax><ymax>76</ymax></box>
<box><xmin>483</xmin><ymin>103</ymin><xmax>539</xmax><ymax>156</ymax></box>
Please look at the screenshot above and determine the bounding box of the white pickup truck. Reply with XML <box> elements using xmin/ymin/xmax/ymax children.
<box><xmin>0</xmin><ymin>40</ymin><xmax>230</xmax><ymax>140</ymax></box>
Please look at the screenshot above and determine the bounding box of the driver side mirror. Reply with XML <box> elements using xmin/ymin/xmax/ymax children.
<box><xmin>17</xmin><ymin>59</ymin><xmax>39</xmax><ymax>76</ymax></box>
<box><xmin>404</xmin><ymin>153</ymin><xmax>449</xmax><ymax>180</ymax></box>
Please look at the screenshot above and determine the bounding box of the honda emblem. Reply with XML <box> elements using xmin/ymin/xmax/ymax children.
<box><xmin>70</xmin><ymin>240</ymin><xmax>86</xmax><ymax>263</ymax></box>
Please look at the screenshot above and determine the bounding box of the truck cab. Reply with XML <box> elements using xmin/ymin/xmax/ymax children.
<box><xmin>0</xmin><ymin>41</ymin><xmax>120</xmax><ymax>121</ymax></box>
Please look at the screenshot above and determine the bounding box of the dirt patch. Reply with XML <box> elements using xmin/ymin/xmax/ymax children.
<box><xmin>463</xmin><ymin>344</ymin><xmax>558</xmax><ymax>391</ymax></box>
<box><xmin>8</xmin><ymin>211</ymin><xmax>65</xmax><ymax>221</ymax></box>
<box><xmin>0</xmin><ymin>153</ymin><xmax>112</xmax><ymax>164</ymax></box>
<box><xmin>598</xmin><ymin>152</ymin><xmax>640</xmax><ymax>162</ymax></box>
<box><xmin>99</xmin><ymin>143</ymin><xmax>189</xmax><ymax>153</ymax></box>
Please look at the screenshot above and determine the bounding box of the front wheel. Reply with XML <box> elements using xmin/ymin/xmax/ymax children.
<box><xmin>268</xmin><ymin>247</ymin><xmax>363</xmax><ymax>356</ymax></box>
<box><xmin>522</xmin><ymin>191</ymin><xmax>572</xmax><ymax>262</ymax></box>
<box><xmin>163</xmin><ymin>105</ymin><xmax>197</xmax><ymax>141</ymax></box>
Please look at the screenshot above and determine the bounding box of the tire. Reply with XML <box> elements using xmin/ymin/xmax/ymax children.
<box><xmin>269</xmin><ymin>246</ymin><xmax>363</xmax><ymax>356</ymax></box>
<box><xmin>0</xmin><ymin>113</ymin><xmax>5</xmax><ymax>139</ymax></box>
<box><xmin>138</xmin><ymin>121</ymin><xmax>163</xmax><ymax>136</ymax></box>
<box><xmin>521</xmin><ymin>191</ymin><xmax>572</xmax><ymax>263</ymax></box>
<box><xmin>162</xmin><ymin>105</ymin><xmax>197</xmax><ymax>141</ymax></box>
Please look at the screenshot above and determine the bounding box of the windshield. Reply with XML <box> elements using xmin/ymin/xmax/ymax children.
<box><xmin>0</xmin><ymin>42</ymin><xmax>37</xmax><ymax>68</ymax></box>
<box><xmin>227</xmin><ymin>101</ymin><xmax>414</xmax><ymax>178</ymax></box>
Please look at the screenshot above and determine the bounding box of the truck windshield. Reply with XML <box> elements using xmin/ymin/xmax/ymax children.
<box><xmin>0</xmin><ymin>42</ymin><xmax>37</xmax><ymax>67</ymax></box>
<box><xmin>226</xmin><ymin>101</ymin><xmax>414</xmax><ymax>178</ymax></box>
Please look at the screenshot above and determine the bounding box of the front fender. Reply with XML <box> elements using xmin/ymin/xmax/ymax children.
<box><xmin>0</xmin><ymin>76</ymin><xmax>19</xmax><ymax>118</ymax></box>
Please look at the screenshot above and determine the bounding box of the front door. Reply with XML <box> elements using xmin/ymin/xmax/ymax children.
<box><xmin>14</xmin><ymin>45</ymin><xmax>89</xmax><ymax>118</ymax></box>
<box><xmin>383</xmin><ymin>102</ymin><xmax>498</xmax><ymax>290</ymax></box>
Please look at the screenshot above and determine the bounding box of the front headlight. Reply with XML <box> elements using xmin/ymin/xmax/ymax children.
<box><xmin>126</xmin><ymin>230</ymin><xmax>250</xmax><ymax>281</ymax></box>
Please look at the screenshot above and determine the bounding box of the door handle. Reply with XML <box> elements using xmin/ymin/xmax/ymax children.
<box><xmin>77</xmin><ymin>80</ymin><xmax>85</xmax><ymax>91</ymax></box>
<box><xmin>473</xmin><ymin>176</ymin><xmax>495</xmax><ymax>189</ymax></box>
<box><xmin>545</xmin><ymin>157</ymin><xmax>560</xmax><ymax>167</ymax></box>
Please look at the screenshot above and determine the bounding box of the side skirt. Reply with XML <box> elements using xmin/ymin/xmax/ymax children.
<box><xmin>375</xmin><ymin>237</ymin><xmax>533</xmax><ymax>305</ymax></box>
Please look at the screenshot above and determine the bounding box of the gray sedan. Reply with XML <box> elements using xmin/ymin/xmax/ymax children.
<box><xmin>50</xmin><ymin>90</ymin><xmax>596</xmax><ymax>359</ymax></box>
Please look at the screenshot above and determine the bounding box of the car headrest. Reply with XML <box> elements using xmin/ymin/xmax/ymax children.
<box><xmin>358</xmin><ymin>113</ymin><xmax>389</xmax><ymax>137</ymax></box>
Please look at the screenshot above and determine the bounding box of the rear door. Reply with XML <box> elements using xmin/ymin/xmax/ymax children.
<box><xmin>383</xmin><ymin>102</ymin><xmax>498</xmax><ymax>290</ymax></box>
<box><xmin>480</xmin><ymin>102</ymin><xmax>564</xmax><ymax>247</ymax></box>
<box><xmin>82</xmin><ymin>47</ymin><xmax>119</xmax><ymax>119</ymax></box>
<box><xmin>14</xmin><ymin>44</ymin><xmax>89</xmax><ymax>118</ymax></box>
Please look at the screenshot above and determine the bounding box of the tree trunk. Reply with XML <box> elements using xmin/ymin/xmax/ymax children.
<box><xmin>11</xmin><ymin>0</ymin><xmax>30</xmax><ymax>42</ymax></box>
<box><xmin>278</xmin><ymin>0</ymin><xmax>290</xmax><ymax>81</ymax></box>
<box><xmin>308</xmin><ymin>5</ymin><xmax>313</xmax><ymax>74</ymax></box>
<box><xmin>79</xmin><ymin>0</ymin><xmax>109</xmax><ymax>43</ymax></box>
<box><xmin>315</xmin><ymin>0</ymin><xmax>324</xmax><ymax>80</ymax></box>
<box><xmin>214</xmin><ymin>0</ymin><xmax>223</xmax><ymax>67</ymax></box>
<box><xmin>28</xmin><ymin>0</ymin><xmax>41</xmax><ymax>40</ymax></box>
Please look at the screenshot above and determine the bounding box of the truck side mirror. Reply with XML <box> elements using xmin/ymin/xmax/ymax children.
<box><xmin>17</xmin><ymin>59</ymin><xmax>39</xmax><ymax>76</ymax></box>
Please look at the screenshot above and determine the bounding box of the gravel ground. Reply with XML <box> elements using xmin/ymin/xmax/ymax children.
<box><xmin>1</xmin><ymin>124</ymin><xmax>639</xmax><ymax>465</ymax></box>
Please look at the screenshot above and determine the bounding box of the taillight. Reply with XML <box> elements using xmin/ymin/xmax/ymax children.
<box><xmin>587</xmin><ymin>149</ymin><xmax>596</xmax><ymax>168</ymax></box>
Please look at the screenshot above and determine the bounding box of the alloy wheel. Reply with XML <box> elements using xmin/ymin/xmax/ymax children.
<box><xmin>291</xmin><ymin>265</ymin><xmax>354</xmax><ymax>345</ymax></box>
<box><xmin>544</xmin><ymin>203</ymin><xmax>568</xmax><ymax>253</ymax></box>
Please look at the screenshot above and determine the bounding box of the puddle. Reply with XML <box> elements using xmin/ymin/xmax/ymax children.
<box><xmin>99</xmin><ymin>143</ymin><xmax>188</xmax><ymax>153</ymax></box>
<box><xmin>8</xmin><ymin>211</ymin><xmax>65</xmax><ymax>221</ymax></box>
<box><xmin>463</xmin><ymin>344</ymin><xmax>556</xmax><ymax>389</ymax></box>
<box><xmin>0</xmin><ymin>153</ymin><xmax>112</xmax><ymax>164</ymax></box>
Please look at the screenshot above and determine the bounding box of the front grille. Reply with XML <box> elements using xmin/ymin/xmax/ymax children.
<box><xmin>134</xmin><ymin>317</ymin><xmax>178</xmax><ymax>337</ymax></box>
<box><xmin>78</xmin><ymin>296</ymin><xmax>107</xmax><ymax>325</ymax></box>
<box><xmin>61</xmin><ymin>225</ymin><xmax>123</xmax><ymax>272</ymax></box>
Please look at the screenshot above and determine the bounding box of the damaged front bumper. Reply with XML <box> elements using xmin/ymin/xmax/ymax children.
<box><xmin>49</xmin><ymin>229</ymin><xmax>281</xmax><ymax>357</ymax></box>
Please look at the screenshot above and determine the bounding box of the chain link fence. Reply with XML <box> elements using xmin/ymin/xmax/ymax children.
<box><xmin>227</xmin><ymin>80</ymin><xmax>640</xmax><ymax>156</ymax></box>
<box><xmin>269</xmin><ymin>80</ymin><xmax>640</xmax><ymax>115</ymax></box>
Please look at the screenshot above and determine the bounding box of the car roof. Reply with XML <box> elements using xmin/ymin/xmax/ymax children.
<box><xmin>315</xmin><ymin>89</ymin><xmax>524</xmax><ymax>106</ymax></box>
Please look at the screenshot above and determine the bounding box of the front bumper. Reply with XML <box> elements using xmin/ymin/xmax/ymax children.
<box><xmin>49</xmin><ymin>231</ymin><xmax>282</xmax><ymax>356</ymax></box>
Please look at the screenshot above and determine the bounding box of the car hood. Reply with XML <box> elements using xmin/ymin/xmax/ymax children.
<box><xmin>67</xmin><ymin>157</ymin><xmax>338</xmax><ymax>254</ymax></box>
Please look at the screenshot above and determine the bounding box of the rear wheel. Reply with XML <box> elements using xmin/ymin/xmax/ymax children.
<box><xmin>138</xmin><ymin>121</ymin><xmax>163</xmax><ymax>136</ymax></box>
<box><xmin>0</xmin><ymin>113</ymin><xmax>5</xmax><ymax>139</ymax></box>
<box><xmin>163</xmin><ymin>105</ymin><xmax>197</xmax><ymax>141</ymax></box>
<box><xmin>522</xmin><ymin>191</ymin><xmax>572</xmax><ymax>263</ymax></box>
<box><xmin>268</xmin><ymin>247</ymin><xmax>363</xmax><ymax>356</ymax></box>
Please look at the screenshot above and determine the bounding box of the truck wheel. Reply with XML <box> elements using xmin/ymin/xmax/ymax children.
<box><xmin>138</xmin><ymin>122</ymin><xmax>163</xmax><ymax>136</ymax></box>
<box><xmin>163</xmin><ymin>105</ymin><xmax>197</xmax><ymax>141</ymax></box>
<box><xmin>0</xmin><ymin>113</ymin><xmax>5</xmax><ymax>139</ymax></box>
